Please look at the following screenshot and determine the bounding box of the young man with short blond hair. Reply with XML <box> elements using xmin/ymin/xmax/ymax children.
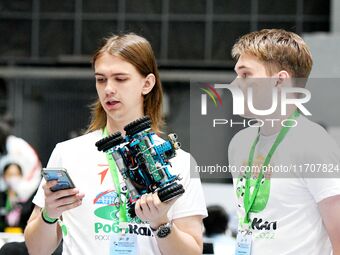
<box><xmin>229</xmin><ymin>29</ymin><xmax>340</xmax><ymax>255</ymax></box>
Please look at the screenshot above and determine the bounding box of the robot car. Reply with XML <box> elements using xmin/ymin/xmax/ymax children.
<box><xmin>95</xmin><ymin>116</ymin><xmax>185</xmax><ymax>217</ymax></box>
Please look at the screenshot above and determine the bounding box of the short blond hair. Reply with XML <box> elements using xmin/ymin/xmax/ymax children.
<box><xmin>232</xmin><ymin>29</ymin><xmax>313</xmax><ymax>80</ymax></box>
<box><xmin>87</xmin><ymin>33</ymin><xmax>164</xmax><ymax>133</ymax></box>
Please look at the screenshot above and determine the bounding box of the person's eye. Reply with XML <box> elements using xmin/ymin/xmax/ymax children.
<box><xmin>96</xmin><ymin>77</ymin><xmax>106</xmax><ymax>83</ymax></box>
<box><xmin>236</xmin><ymin>72</ymin><xmax>248</xmax><ymax>79</ymax></box>
<box><xmin>115</xmin><ymin>77</ymin><xmax>127</xmax><ymax>82</ymax></box>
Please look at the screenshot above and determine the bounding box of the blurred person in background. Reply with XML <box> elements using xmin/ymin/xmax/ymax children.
<box><xmin>0</xmin><ymin>116</ymin><xmax>42</xmax><ymax>202</ymax></box>
<box><xmin>0</xmin><ymin>162</ymin><xmax>34</xmax><ymax>233</ymax></box>
<box><xmin>203</xmin><ymin>205</ymin><xmax>235</xmax><ymax>255</ymax></box>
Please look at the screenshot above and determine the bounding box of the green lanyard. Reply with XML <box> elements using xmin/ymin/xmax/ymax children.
<box><xmin>103</xmin><ymin>127</ymin><xmax>128</xmax><ymax>224</ymax></box>
<box><xmin>243</xmin><ymin>110</ymin><xmax>300</xmax><ymax>225</ymax></box>
<box><xmin>5</xmin><ymin>192</ymin><xmax>12</xmax><ymax>212</ymax></box>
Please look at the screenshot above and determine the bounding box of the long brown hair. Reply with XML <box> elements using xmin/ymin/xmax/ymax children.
<box><xmin>87</xmin><ymin>33</ymin><xmax>164</xmax><ymax>133</ymax></box>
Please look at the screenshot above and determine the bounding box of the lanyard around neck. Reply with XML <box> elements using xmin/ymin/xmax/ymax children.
<box><xmin>243</xmin><ymin>110</ymin><xmax>300</xmax><ymax>225</ymax></box>
<box><xmin>103</xmin><ymin>127</ymin><xmax>128</xmax><ymax>223</ymax></box>
<box><xmin>5</xmin><ymin>192</ymin><xmax>12</xmax><ymax>212</ymax></box>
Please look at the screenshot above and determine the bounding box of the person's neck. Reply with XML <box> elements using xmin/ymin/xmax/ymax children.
<box><xmin>8</xmin><ymin>189</ymin><xmax>17</xmax><ymax>199</ymax></box>
<box><xmin>259</xmin><ymin>106</ymin><xmax>297</xmax><ymax>136</ymax></box>
<box><xmin>106</xmin><ymin>112</ymin><xmax>144</xmax><ymax>135</ymax></box>
<box><xmin>106</xmin><ymin>122</ymin><xmax>125</xmax><ymax>135</ymax></box>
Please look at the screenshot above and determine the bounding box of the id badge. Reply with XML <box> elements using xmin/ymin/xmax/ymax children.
<box><xmin>110</xmin><ymin>233</ymin><xmax>138</xmax><ymax>255</ymax></box>
<box><xmin>235</xmin><ymin>229</ymin><xmax>252</xmax><ymax>255</ymax></box>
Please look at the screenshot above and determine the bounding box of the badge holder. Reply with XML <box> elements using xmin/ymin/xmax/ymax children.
<box><xmin>235</xmin><ymin>226</ymin><xmax>252</xmax><ymax>255</ymax></box>
<box><xmin>110</xmin><ymin>222</ymin><xmax>138</xmax><ymax>255</ymax></box>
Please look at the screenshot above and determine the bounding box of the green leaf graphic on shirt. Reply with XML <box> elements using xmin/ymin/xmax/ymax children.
<box><xmin>237</xmin><ymin>178</ymin><xmax>271</xmax><ymax>213</ymax></box>
<box><xmin>94</xmin><ymin>205</ymin><xmax>120</xmax><ymax>222</ymax></box>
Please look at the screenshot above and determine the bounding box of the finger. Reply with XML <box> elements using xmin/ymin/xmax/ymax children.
<box><xmin>139</xmin><ymin>194</ymin><xmax>146</xmax><ymax>206</ymax></box>
<box><xmin>146</xmin><ymin>193</ymin><xmax>158</xmax><ymax>213</ymax></box>
<box><xmin>142</xmin><ymin>194</ymin><xmax>160</xmax><ymax>219</ymax></box>
<box><xmin>45</xmin><ymin>188</ymin><xmax>81</xmax><ymax>208</ymax></box>
<box><xmin>56</xmin><ymin>199</ymin><xmax>83</xmax><ymax>212</ymax></box>
<box><xmin>45</xmin><ymin>196</ymin><xmax>82</xmax><ymax>216</ymax></box>
<box><xmin>43</xmin><ymin>180</ymin><xmax>58</xmax><ymax>195</ymax></box>
<box><xmin>51</xmin><ymin>188</ymin><xmax>81</xmax><ymax>200</ymax></box>
<box><xmin>76</xmin><ymin>193</ymin><xmax>85</xmax><ymax>199</ymax></box>
<box><xmin>154</xmin><ymin>192</ymin><xmax>176</xmax><ymax>209</ymax></box>
<box><xmin>54</xmin><ymin>195</ymin><xmax>83</xmax><ymax>208</ymax></box>
<box><xmin>153</xmin><ymin>192</ymin><xmax>162</xmax><ymax>207</ymax></box>
<box><xmin>45</xmin><ymin>194</ymin><xmax>84</xmax><ymax>218</ymax></box>
<box><xmin>139</xmin><ymin>194</ymin><xmax>151</xmax><ymax>212</ymax></box>
<box><xmin>145</xmin><ymin>193</ymin><xmax>154</xmax><ymax>204</ymax></box>
<box><xmin>152</xmin><ymin>192</ymin><xmax>166</xmax><ymax>210</ymax></box>
<box><xmin>134</xmin><ymin>199</ymin><xmax>144</xmax><ymax>219</ymax></box>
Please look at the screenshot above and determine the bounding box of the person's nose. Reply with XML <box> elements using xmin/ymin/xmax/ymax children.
<box><xmin>104</xmin><ymin>79</ymin><xmax>117</xmax><ymax>95</ymax></box>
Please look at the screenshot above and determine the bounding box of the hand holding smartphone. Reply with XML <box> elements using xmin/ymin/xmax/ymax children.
<box><xmin>42</xmin><ymin>167</ymin><xmax>75</xmax><ymax>192</ymax></box>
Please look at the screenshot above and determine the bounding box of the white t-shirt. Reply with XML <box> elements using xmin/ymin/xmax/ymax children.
<box><xmin>33</xmin><ymin>130</ymin><xmax>207</xmax><ymax>255</ymax></box>
<box><xmin>204</xmin><ymin>234</ymin><xmax>236</xmax><ymax>255</ymax></box>
<box><xmin>228</xmin><ymin>115</ymin><xmax>340</xmax><ymax>255</ymax></box>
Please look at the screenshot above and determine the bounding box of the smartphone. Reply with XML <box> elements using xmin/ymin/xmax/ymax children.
<box><xmin>42</xmin><ymin>167</ymin><xmax>75</xmax><ymax>192</ymax></box>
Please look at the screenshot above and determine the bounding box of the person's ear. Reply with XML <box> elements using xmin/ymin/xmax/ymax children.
<box><xmin>142</xmin><ymin>73</ymin><xmax>156</xmax><ymax>96</ymax></box>
<box><xmin>275</xmin><ymin>70</ymin><xmax>290</xmax><ymax>87</ymax></box>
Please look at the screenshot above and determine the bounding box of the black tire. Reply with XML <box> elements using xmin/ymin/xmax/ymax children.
<box><xmin>127</xmin><ymin>183</ymin><xmax>185</xmax><ymax>218</ymax></box>
<box><xmin>95</xmin><ymin>132</ymin><xmax>124</xmax><ymax>152</ymax></box>
<box><xmin>158</xmin><ymin>182</ymin><xmax>185</xmax><ymax>202</ymax></box>
<box><xmin>124</xmin><ymin>116</ymin><xmax>152</xmax><ymax>136</ymax></box>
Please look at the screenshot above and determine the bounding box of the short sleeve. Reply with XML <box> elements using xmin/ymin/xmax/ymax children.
<box><xmin>168</xmin><ymin>152</ymin><xmax>208</xmax><ymax>220</ymax></box>
<box><xmin>32</xmin><ymin>143</ymin><xmax>63</xmax><ymax>208</ymax></box>
<box><xmin>302</xmin><ymin>132</ymin><xmax>340</xmax><ymax>203</ymax></box>
<box><xmin>304</xmin><ymin>178</ymin><xmax>340</xmax><ymax>203</ymax></box>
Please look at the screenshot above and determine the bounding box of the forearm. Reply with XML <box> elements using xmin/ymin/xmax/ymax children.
<box><xmin>156</xmin><ymin>223</ymin><xmax>202</xmax><ymax>255</ymax></box>
<box><xmin>24</xmin><ymin>211</ymin><xmax>61</xmax><ymax>255</ymax></box>
<box><xmin>330</xmin><ymin>228</ymin><xmax>340</xmax><ymax>255</ymax></box>
<box><xmin>318</xmin><ymin>195</ymin><xmax>340</xmax><ymax>255</ymax></box>
<box><xmin>332</xmin><ymin>243</ymin><xmax>340</xmax><ymax>255</ymax></box>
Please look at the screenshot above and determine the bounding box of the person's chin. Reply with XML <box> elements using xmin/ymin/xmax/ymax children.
<box><xmin>106</xmin><ymin>110</ymin><xmax>124</xmax><ymax>121</ymax></box>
